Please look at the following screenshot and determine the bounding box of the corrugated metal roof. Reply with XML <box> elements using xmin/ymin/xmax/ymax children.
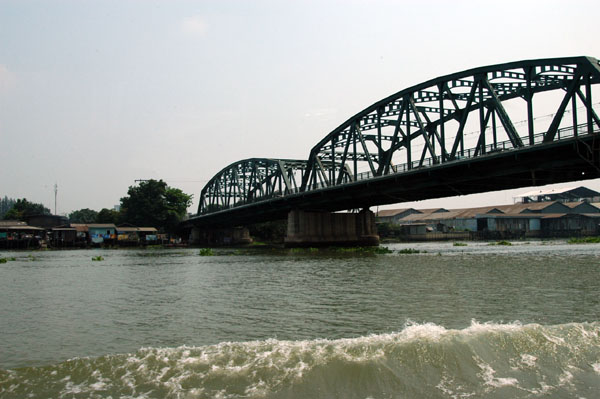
<box><xmin>514</xmin><ymin>186</ymin><xmax>600</xmax><ymax>199</ymax></box>
<box><xmin>562</xmin><ymin>201</ymin><xmax>600</xmax><ymax>211</ymax></box>
<box><xmin>117</xmin><ymin>227</ymin><xmax>139</xmax><ymax>232</ymax></box>
<box><xmin>87</xmin><ymin>224</ymin><xmax>117</xmax><ymax>229</ymax></box>
<box><xmin>116</xmin><ymin>226</ymin><xmax>158</xmax><ymax>232</ymax></box>
<box><xmin>538</xmin><ymin>213</ymin><xmax>600</xmax><ymax>219</ymax></box>
<box><xmin>376</xmin><ymin>208</ymin><xmax>413</xmax><ymax>217</ymax></box>
<box><xmin>138</xmin><ymin>227</ymin><xmax>158</xmax><ymax>232</ymax></box>
<box><xmin>381</xmin><ymin>200</ymin><xmax>600</xmax><ymax>224</ymax></box>
<box><xmin>415</xmin><ymin>208</ymin><xmax>449</xmax><ymax>214</ymax></box>
<box><xmin>400</xmin><ymin>211</ymin><xmax>464</xmax><ymax>222</ymax></box>
<box><xmin>493</xmin><ymin>202</ymin><xmax>568</xmax><ymax>214</ymax></box>
<box><xmin>0</xmin><ymin>220</ymin><xmax>27</xmax><ymax>227</ymax></box>
<box><xmin>515</xmin><ymin>187</ymin><xmax>576</xmax><ymax>197</ymax></box>
<box><xmin>0</xmin><ymin>225</ymin><xmax>45</xmax><ymax>231</ymax></box>
<box><xmin>70</xmin><ymin>224</ymin><xmax>89</xmax><ymax>232</ymax></box>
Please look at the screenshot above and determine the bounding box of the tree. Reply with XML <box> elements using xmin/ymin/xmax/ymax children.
<box><xmin>96</xmin><ymin>208</ymin><xmax>121</xmax><ymax>224</ymax></box>
<box><xmin>3</xmin><ymin>198</ymin><xmax>51</xmax><ymax>221</ymax></box>
<box><xmin>120</xmin><ymin>180</ymin><xmax>192</xmax><ymax>233</ymax></box>
<box><xmin>0</xmin><ymin>196</ymin><xmax>16</xmax><ymax>219</ymax></box>
<box><xmin>68</xmin><ymin>208</ymin><xmax>98</xmax><ymax>223</ymax></box>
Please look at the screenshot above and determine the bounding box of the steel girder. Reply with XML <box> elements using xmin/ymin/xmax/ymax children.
<box><xmin>300</xmin><ymin>56</ymin><xmax>600</xmax><ymax>191</ymax></box>
<box><xmin>196</xmin><ymin>56</ymin><xmax>600</xmax><ymax>217</ymax></box>
<box><xmin>198</xmin><ymin>158</ymin><xmax>309</xmax><ymax>214</ymax></box>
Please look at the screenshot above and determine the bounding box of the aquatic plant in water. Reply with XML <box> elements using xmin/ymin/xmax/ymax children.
<box><xmin>199</xmin><ymin>248</ymin><xmax>214</xmax><ymax>256</ymax></box>
<box><xmin>568</xmin><ymin>236</ymin><xmax>600</xmax><ymax>244</ymax></box>
<box><xmin>92</xmin><ymin>256</ymin><xmax>104</xmax><ymax>261</ymax></box>
<box><xmin>488</xmin><ymin>240</ymin><xmax>512</xmax><ymax>246</ymax></box>
<box><xmin>398</xmin><ymin>248</ymin><xmax>423</xmax><ymax>254</ymax></box>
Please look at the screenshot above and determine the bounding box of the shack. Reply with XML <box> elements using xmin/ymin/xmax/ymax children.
<box><xmin>116</xmin><ymin>226</ymin><xmax>140</xmax><ymax>245</ymax></box>
<box><xmin>138</xmin><ymin>227</ymin><xmax>159</xmax><ymax>243</ymax></box>
<box><xmin>116</xmin><ymin>226</ymin><xmax>159</xmax><ymax>245</ymax></box>
<box><xmin>0</xmin><ymin>221</ymin><xmax>45</xmax><ymax>249</ymax></box>
<box><xmin>51</xmin><ymin>227</ymin><xmax>78</xmax><ymax>247</ymax></box>
<box><xmin>70</xmin><ymin>224</ymin><xmax>90</xmax><ymax>245</ymax></box>
<box><xmin>87</xmin><ymin>224</ymin><xmax>117</xmax><ymax>246</ymax></box>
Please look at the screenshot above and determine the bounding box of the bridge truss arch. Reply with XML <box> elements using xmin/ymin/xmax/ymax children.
<box><xmin>300</xmin><ymin>56</ymin><xmax>600</xmax><ymax>191</ymax></box>
<box><xmin>198</xmin><ymin>158</ymin><xmax>309</xmax><ymax>214</ymax></box>
<box><xmin>193</xmin><ymin>56</ymin><xmax>600</xmax><ymax>222</ymax></box>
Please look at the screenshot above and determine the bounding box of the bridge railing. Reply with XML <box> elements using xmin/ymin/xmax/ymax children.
<box><xmin>354</xmin><ymin>123</ymin><xmax>591</xmax><ymax>182</ymax></box>
<box><xmin>202</xmin><ymin>123</ymin><xmax>596</xmax><ymax>213</ymax></box>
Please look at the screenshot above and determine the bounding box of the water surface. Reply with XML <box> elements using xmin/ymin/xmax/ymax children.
<box><xmin>1</xmin><ymin>241</ymin><xmax>599</xmax><ymax>398</ymax></box>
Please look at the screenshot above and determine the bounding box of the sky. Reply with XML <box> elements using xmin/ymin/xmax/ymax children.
<box><xmin>1</xmin><ymin>0</ymin><xmax>600</xmax><ymax>215</ymax></box>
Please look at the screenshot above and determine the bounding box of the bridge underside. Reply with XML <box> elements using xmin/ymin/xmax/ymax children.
<box><xmin>185</xmin><ymin>134</ymin><xmax>600</xmax><ymax>229</ymax></box>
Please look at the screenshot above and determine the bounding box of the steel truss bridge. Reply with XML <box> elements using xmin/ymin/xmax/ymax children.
<box><xmin>187</xmin><ymin>56</ymin><xmax>600</xmax><ymax>228</ymax></box>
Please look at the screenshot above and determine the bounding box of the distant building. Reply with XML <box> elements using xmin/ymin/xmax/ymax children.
<box><xmin>514</xmin><ymin>186</ymin><xmax>600</xmax><ymax>203</ymax></box>
<box><xmin>116</xmin><ymin>226</ymin><xmax>158</xmax><ymax>245</ymax></box>
<box><xmin>376</xmin><ymin>193</ymin><xmax>600</xmax><ymax>239</ymax></box>
<box><xmin>87</xmin><ymin>224</ymin><xmax>117</xmax><ymax>245</ymax></box>
<box><xmin>0</xmin><ymin>220</ymin><xmax>45</xmax><ymax>249</ymax></box>
<box><xmin>376</xmin><ymin>208</ymin><xmax>421</xmax><ymax>224</ymax></box>
<box><xmin>51</xmin><ymin>227</ymin><xmax>78</xmax><ymax>247</ymax></box>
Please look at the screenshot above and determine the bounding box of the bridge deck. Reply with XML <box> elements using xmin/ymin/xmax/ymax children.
<box><xmin>187</xmin><ymin>129</ymin><xmax>600</xmax><ymax>228</ymax></box>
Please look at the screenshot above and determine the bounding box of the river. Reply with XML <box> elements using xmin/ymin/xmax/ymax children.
<box><xmin>1</xmin><ymin>241</ymin><xmax>599</xmax><ymax>398</ymax></box>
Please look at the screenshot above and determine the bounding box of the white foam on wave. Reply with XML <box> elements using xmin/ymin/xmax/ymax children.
<box><xmin>476</xmin><ymin>359</ymin><xmax>520</xmax><ymax>388</ymax></box>
<box><xmin>558</xmin><ymin>369</ymin><xmax>574</xmax><ymax>387</ymax></box>
<box><xmin>520</xmin><ymin>354</ymin><xmax>537</xmax><ymax>368</ymax></box>
<box><xmin>542</xmin><ymin>331</ymin><xmax>566</xmax><ymax>346</ymax></box>
<box><xmin>120</xmin><ymin>321</ymin><xmax>535</xmax><ymax>397</ymax></box>
<box><xmin>463</xmin><ymin>319</ymin><xmax>525</xmax><ymax>335</ymax></box>
<box><xmin>10</xmin><ymin>321</ymin><xmax>595</xmax><ymax>399</ymax></box>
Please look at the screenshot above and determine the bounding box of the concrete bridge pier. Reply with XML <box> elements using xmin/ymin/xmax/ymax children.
<box><xmin>190</xmin><ymin>226</ymin><xmax>252</xmax><ymax>246</ymax></box>
<box><xmin>284</xmin><ymin>209</ymin><xmax>379</xmax><ymax>247</ymax></box>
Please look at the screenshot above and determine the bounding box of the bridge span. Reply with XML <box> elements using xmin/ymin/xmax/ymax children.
<box><xmin>183</xmin><ymin>56</ymin><xmax>600</xmax><ymax>241</ymax></box>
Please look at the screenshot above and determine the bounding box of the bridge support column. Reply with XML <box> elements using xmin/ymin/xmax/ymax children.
<box><xmin>284</xmin><ymin>209</ymin><xmax>379</xmax><ymax>247</ymax></box>
<box><xmin>190</xmin><ymin>227</ymin><xmax>252</xmax><ymax>246</ymax></box>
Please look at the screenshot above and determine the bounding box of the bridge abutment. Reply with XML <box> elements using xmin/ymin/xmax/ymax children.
<box><xmin>284</xmin><ymin>209</ymin><xmax>379</xmax><ymax>247</ymax></box>
<box><xmin>190</xmin><ymin>226</ymin><xmax>252</xmax><ymax>246</ymax></box>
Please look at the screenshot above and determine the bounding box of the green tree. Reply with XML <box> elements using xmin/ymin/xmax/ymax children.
<box><xmin>0</xmin><ymin>196</ymin><xmax>16</xmax><ymax>219</ymax></box>
<box><xmin>96</xmin><ymin>208</ymin><xmax>121</xmax><ymax>224</ymax></box>
<box><xmin>120</xmin><ymin>180</ymin><xmax>192</xmax><ymax>232</ymax></box>
<box><xmin>68</xmin><ymin>208</ymin><xmax>99</xmax><ymax>223</ymax></box>
<box><xmin>3</xmin><ymin>198</ymin><xmax>51</xmax><ymax>221</ymax></box>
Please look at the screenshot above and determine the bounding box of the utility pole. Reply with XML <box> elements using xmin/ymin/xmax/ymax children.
<box><xmin>54</xmin><ymin>183</ymin><xmax>58</xmax><ymax>215</ymax></box>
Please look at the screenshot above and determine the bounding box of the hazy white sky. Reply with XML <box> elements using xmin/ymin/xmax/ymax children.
<box><xmin>1</xmin><ymin>0</ymin><xmax>599</xmax><ymax>214</ymax></box>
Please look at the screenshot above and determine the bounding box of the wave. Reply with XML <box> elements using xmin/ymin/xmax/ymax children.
<box><xmin>2</xmin><ymin>321</ymin><xmax>600</xmax><ymax>398</ymax></box>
